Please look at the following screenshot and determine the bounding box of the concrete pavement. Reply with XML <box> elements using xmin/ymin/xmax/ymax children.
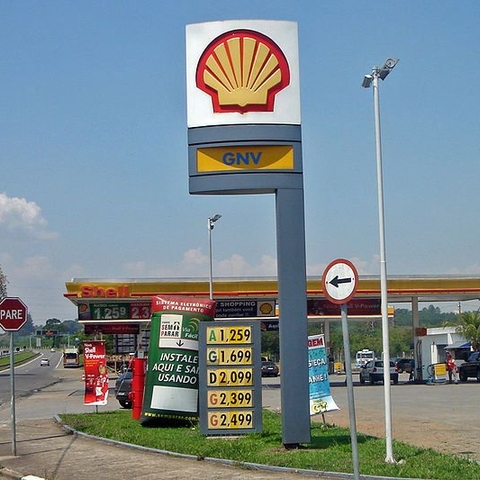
<box><xmin>0</xmin><ymin>369</ymin><xmax>348</xmax><ymax>480</ymax></box>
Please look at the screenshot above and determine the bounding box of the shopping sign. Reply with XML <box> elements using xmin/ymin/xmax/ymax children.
<box><xmin>0</xmin><ymin>297</ymin><xmax>28</xmax><ymax>332</ymax></box>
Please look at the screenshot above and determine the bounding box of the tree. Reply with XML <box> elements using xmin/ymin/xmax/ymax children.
<box><xmin>18</xmin><ymin>313</ymin><xmax>35</xmax><ymax>335</ymax></box>
<box><xmin>0</xmin><ymin>265</ymin><xmax>7</xmax><ymax>300</ymax></box>
<box><xmin>456</xmin><ymin>310</ymin><xmax>480</xmax><ymax>352</ymax></box>
<box><xmin>261</xmin><ymin>331</ymin><xmax>279</xmax><ymax>361</ymax></box>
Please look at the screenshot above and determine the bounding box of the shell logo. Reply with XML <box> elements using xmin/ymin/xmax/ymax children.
<box><xmin>196</xmin><ymin>29</ymin><xmax>290</xmax><ymax>114</ymax></box>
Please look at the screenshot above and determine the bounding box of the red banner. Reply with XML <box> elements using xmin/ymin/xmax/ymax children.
<box><xmin>84</xmin><ymin>323</ymin><xmax>140</xmax><ymax>335</ymax></box>
<box><xmin>83</xmin><ymin>341</ymin><xmax>109</xmax><ymax>406</ymax></box>
<box><xmin>307</xmin><ymin>298</ymin><xmax>381</xmax><ymax>317</ymax></box>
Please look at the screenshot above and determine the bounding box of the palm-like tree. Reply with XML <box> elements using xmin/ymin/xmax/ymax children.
<box><xmin>456</xmin><ymin>310</ymin><xmax>480</xmax><ymax>351</ymax></box>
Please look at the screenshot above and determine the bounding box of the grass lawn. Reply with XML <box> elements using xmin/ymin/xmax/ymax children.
<box><xmin>60</xmin><ymin>409</ymin><xmax>480</xmax><ymax>479</ymax></box>
<box><xmin>0</xmin><ymin>351</ymin><xmax>38</xmax><ymax>369</ymax></box>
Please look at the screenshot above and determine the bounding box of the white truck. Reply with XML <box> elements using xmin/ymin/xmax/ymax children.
<box><xmin>355</xmin><ymin>349</ymin><xmax>375</xmax><ymax>368</ymax></box>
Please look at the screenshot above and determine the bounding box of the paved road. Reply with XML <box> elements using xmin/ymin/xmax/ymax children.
<box><xmin>0</xmin><ymin>367</ymin><xmax>478</xmax><ymax>479</ymax></box>
<box><xmin>0</xmin><ymin>368</ymin><xmax>343</xmax><ymax>480</ymax></box>
<box><xmin>264</xmin><ymin>373</ymin><xmax>480</xmax><ymax>462</ymax></box>
<box><xmin>0</xmin><ymin>351</ymin><xmax>63</xmax><ymax>406</ymax></box>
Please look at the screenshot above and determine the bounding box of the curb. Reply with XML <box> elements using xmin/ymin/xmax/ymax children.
<box><xmin>53</xmin><ymin>415</ymin><xmax>417</xmax><ymax>480</ymax></box>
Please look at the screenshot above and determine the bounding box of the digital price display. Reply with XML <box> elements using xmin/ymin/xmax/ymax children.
<box><xmin>78</xmin><ymin>302</ymin><xmax>151</xmax><ymax>321</ymax></box>
<box><xmin>199</xmin><ymin>321</ymin><xmax>262</xmax><ymax>436</ymax></box>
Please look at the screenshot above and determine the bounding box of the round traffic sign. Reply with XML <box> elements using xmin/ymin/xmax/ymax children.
<box><xmin>0</xmin><ymin>297</ymin><xmax>28</xmax><ymax>332</ymax></box>
<box><xmin>322</xmin><ymin>259</ymin><xmax>358</xmax><ymax>305</ymax></box>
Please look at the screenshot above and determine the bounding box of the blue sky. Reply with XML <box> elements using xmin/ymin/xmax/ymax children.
<box><xmin>2</xmin><ymin>1</ymin><xmax>480</xmax><ymax>324</ymax></box>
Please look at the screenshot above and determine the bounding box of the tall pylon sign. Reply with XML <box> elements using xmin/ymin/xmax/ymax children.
<box><xmin>186</xmin><ymin>20</ymin><xmax>310</xmax><ymax>446</ymax></box>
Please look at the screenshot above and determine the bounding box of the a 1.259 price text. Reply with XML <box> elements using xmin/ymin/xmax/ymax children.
<box><xmin>206</xmin><ymin>326</ymin><xmax>252</xmax><ymax>345</ymax></box>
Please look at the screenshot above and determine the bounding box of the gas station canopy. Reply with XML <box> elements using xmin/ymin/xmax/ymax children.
<box><xmin>65</xmin><ymin>275</ymin><xmax>480</xmax><ymax>307</ymax></box>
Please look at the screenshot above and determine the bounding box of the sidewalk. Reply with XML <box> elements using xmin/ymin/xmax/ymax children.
<box><xmin>0</xmin><ymin>371</ymin><xmax>346</xmax><ymax>480</ymax></box>
<box><xmin>0</xmin><ymin>418</ymin><xmax>333</xmax><ymax>480</ymax></box>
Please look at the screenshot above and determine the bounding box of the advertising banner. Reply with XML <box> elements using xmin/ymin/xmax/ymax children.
<box><xmin>141</xmin><ymin>296</ymin><xmax>215</xmax><ymax>422</ymax></box>
<box><xmin>308</xmin><ymin>334</ymin><xmax>339</xmax><ymax>415</ymax></box>
<box><xmin>307</xmin><ymin>298</ymin><xmax>381</xmax><ymax>317</ymax></box>
<box><xmin>83</xmin><ymin>340</ymin><xmax>109</xmax><ymax>406</ymax></box>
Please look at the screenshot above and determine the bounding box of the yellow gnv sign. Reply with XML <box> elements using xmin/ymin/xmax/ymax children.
<box><xmin>197</xmin><ymin>145</ymin><xmax>294</xmax><ymax>172</ymax></box>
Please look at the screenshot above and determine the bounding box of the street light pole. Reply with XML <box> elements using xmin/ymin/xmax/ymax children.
<box><xmin>363</xmin><ymin>58</ymin><xmax>399</xmax><ymax>464</ymax></box>
<box><xmin>208</xmin><ymin>214</ymin><xmax>222</xmax><ymax>299</ymax></box>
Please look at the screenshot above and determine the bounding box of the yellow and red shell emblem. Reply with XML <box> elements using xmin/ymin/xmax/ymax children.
<box><xmin>196</xmin><ymin>29</ymin><xmax>290</xmax><ymax>114</ymax></box>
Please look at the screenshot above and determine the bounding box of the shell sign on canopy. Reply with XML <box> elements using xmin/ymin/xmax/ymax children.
<box><xmin>186</xmin><ymin>20</ymin><xmax>300</xmax><ymax>127</ymax></box>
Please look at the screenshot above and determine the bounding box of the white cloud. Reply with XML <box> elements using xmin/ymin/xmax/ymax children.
<box><xmin>13</xmin><ymin>255</ymin><xmax>54</xmax><ymax>280</ymax></box>
<box><xmin>123</xmin><ymin>261</ymin><xmax>148</xmax><ymax>277</ymax></box>
<box><xmin>217</xmin><ymin>254</ymin><xmax>277</xmax><ymax>277</ymax></box>
<box><xmin>121</xmin><ymin>249</ymin><xmax>278</xmax><ymax>279</ymax></box>
<box><xmin>307</xmin><ymin>256</ymin><xmax>377</xmax><ymax>278</ymax></box>
<box><xmin>182</xmin><ymin>248</ymin><xmax>208</xmax><ymax>267</ymax></box>
<box><xmin>0</xmin><ymin>192</ymin><xmax>57</xmax><ymax>240</ymax></box>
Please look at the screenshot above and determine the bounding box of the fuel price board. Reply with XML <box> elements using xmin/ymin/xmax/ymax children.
<box><xmin>199</xmin><ymin>321</ymin><xmax>262</xmax><ymax>436</ymax></box>
<box><xmin>78</xmin><ymin>301</ymin><xmax>151</xmax><ymax>321</ymax></box>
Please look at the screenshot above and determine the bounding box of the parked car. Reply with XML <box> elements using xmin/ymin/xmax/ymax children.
<box><xmin>40</xmin><ymin>358</ymin><xmax>50</xmax><ymax>366</ymax></box>
<box><xmin>458</xmin><ymin>351</ymin><xmax>480</xmax><ymax>382</ymax></box>
<box><xmin>359</xmin><ymin>360</ymin><xmax>398</xmax><ymax>385</ymax></box>
<box><xmin>394</xmin><ymin>358</ymin><xmax>415</xmax><ymax>374</ymax></box>
<box><xmin>114</xmin><ymin>370</ymin><xmax>133</xmax><ymax>408</ymax></box>
<box><xmin>261</xmin><ymin>361</ymin><xmax>279</xmax><ymax>377</ymax></box>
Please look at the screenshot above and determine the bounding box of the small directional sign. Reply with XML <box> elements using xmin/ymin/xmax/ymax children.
<box><xmin>322</xmin><ymin>259</ymin><xmax>358</xmax><ymax>305</ymax></box>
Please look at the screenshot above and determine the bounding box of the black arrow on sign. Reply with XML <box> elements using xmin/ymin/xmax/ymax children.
<box><xmin>176</xmin><ymin>340</ymin><xmax>184</xmax><ymax>347</ymax></box>
<box><xmin>329</xmin><ymin>275</ymin><xmax>352</xmax><ymax>288</ymax></box>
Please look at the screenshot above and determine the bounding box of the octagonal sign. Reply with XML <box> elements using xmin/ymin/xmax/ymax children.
<box><xmin>0</xmin><ymin>297</ymin><xmax>28</xmax><ymax>332</ymax></box>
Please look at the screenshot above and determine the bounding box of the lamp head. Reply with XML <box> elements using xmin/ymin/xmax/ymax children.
<box><xmin>378</xmin><ymin>58</ymin><xmax>399</xmax><ymax>80</ymax></box>
<box><xmin>382</xmin><ymin>58</ymin><xmax>399</xmax><ymax>70</ymax></box>
<box><xmin>362</xmin><ymin>58</ymin><xmax>399</xmax><ymax>86</ymax></box>
<box><xmin>208</xmin><ymin>214</ymin><xmax>222</xmax><ymax>230</ymax></box>
<box><xmin>362</xmin><ymin>75</ymin><xmax>373</xmax><ymax>88</ymax></box>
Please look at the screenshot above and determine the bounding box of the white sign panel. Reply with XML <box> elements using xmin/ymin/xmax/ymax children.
<box><xmin>186</xmin><ymin>20</ymin><xmax>300</xmax><ymax>128</ymax></box>
<box><xmin>322</xmin><ymin>259</ymin><xmax>358</xmax><ymax>305</ymax></box>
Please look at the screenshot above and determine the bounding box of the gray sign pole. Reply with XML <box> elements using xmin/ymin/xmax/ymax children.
<box><xmin>340</xmin><ymin>304</ymin><xmax>360</xmax><ymax>480</ymax></box>
<box><xmin>323</xmin><ymin>260</ymin><xmax>360</xmax><ymax>478</ymax></box>
<box><xmin>276</xmin><ymin>187</ymin><xmax>311</xmax><ymax>446</ymax></box>
<box><xmin>10</xmin><ymin>332</ymin><xmax>17</xmax><ymax>456</ymax></box>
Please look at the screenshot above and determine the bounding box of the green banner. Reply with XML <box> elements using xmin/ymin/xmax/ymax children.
<box><xmin>141</xmin><ymin>296</ymin><xmax>215</xmax><ymax>422</ymax></box>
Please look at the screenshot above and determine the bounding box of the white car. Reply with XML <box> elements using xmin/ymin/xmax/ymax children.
<box><xmin>40</xmin><ymin>358</ymin><xmax>50</xmax><ymax>366</ymax></box>
<box><xmin>359</xmin><ymin>360</ymin><xmax>398</xmax><ymax>385</ymax></box>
